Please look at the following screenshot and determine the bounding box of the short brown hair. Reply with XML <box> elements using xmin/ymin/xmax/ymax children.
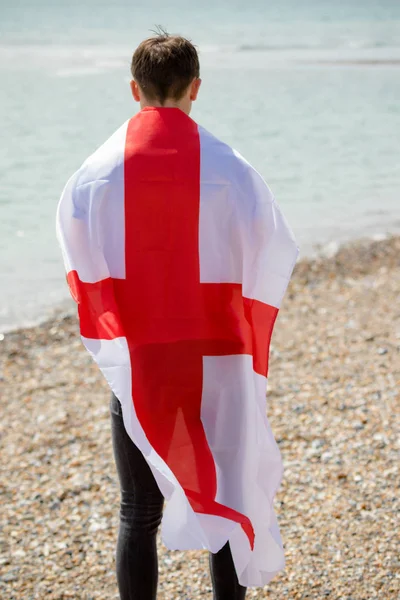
<box><xmin>131</xmin><ymin>32</ymin><xmax>200</xmax><ymax>105</ymax></box>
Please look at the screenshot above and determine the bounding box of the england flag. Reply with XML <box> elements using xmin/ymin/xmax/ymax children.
<box><xmin>56</xmin><ymin>106</ymin><xmax>299</xmax><ymax>587</ymax></box>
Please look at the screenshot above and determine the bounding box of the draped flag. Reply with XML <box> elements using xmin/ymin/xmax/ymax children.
<box><xmin>56</xmin><ymin>106</ymin><xmax>299</xmax><ymax>587</ymax></box>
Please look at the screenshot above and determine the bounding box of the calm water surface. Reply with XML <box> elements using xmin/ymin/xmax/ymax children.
<box><xmin>1</xmin><ymin>0</ymin><xmax>399</xmax><ymax>329</ymax></box>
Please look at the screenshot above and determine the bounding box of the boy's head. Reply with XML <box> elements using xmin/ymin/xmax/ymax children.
<box><xmin>130</xmin><ymin>31</ymin><xmax>201</xmax><ymax>114</ymax></box>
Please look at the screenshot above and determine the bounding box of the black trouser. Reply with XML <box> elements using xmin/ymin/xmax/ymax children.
<box><xmin>110</xmin><ymin>392</ymin><xmax>246</xmax><ymax>600</ymax></box>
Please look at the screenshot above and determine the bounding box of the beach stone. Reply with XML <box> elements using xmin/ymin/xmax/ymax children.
<box><xmin>0</xmin><ymin>235</ymin><xmax>399</xmax><ymax>599</ymax></box>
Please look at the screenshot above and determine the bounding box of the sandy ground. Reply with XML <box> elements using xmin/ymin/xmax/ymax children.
<box><xmin>0</xmin><ymin>235</ymin><xmax>399</xmax><ymax>599</ymax></box>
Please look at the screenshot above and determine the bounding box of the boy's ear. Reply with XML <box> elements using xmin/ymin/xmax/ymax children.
<box><xmin>130</xmin><ymin>80</ymin><xmax>141</xmax><ymax>102</ymax></box>
<box><xmin>190</xmin><ymin>78</ymin><xmax>202</xmax><ymax>101</ymax></box>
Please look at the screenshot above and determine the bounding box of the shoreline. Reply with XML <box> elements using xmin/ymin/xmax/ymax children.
<box><xmin>1</xmin><ymin>233</ymin><xmax>399</xmax><ymax>599</ymax></box>
<box><xmin>1</xmin><ymin>231</ymin><xmax>399</xmax><ymax>338</ymax></box>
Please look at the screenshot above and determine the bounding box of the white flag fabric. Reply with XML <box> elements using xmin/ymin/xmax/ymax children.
<box><xmin>56</xmin><ymin>106</ymin><xmax>299</xmax><ymax>587</ymax></box>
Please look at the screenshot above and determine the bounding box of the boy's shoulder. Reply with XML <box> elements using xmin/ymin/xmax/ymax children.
<box><xmin>74</xmin><ymin>120</ymin><xmax>130</xmax><ymax>189</ymax></box>
<box><xmin>198</xmin><ymin>125</ymin><xmax>248</xmax><ymax>170</ymax></box>
<box><xmin>197</xmin><ymin>124</ymin><xmax>273</xmax><ymax>203</ymax></box>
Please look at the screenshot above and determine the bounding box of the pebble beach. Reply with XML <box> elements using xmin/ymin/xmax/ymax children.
<box><xmin>0</xmin><ymin>235</ymin><xmax>399</xmax><ymax>600</ymax></box>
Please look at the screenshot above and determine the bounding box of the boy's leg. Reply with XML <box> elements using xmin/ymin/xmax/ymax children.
<box><xmin>209</xmin><ymin>542</ymin><xmax>247</xmax><ymax>600</ymax></box>
<box><xmin>110</xmin><ymin>392</ymin><xmax>164</xmax><ymax>600</ymax></box>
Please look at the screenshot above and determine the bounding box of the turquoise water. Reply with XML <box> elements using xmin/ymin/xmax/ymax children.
<box><xmin>1</xmin><ymin>0</ymin><xmax>400</xmax><ymax>329</ymax></box>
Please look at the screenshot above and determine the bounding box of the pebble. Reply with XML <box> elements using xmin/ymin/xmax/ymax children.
<box><xmin>0</xmin><ymin>235</ymin><xmax>399</xmax><ymax>599</ymax></box>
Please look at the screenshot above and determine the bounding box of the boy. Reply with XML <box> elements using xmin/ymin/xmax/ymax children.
<box><xmin>57</xmin><ymin>32</ymin><xmax>299</xmax><ymax>600</ymax></box>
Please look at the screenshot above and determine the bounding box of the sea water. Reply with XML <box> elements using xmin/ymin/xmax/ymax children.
<box><xmin>0</xmin><ymin>0</ymin><xmax>399</xmax><ymax>330</ymax></box>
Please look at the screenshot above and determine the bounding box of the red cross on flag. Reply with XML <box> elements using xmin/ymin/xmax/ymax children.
<box><xmin>56</xmin><ymin>107</ymin><xmax>299</xmax><ymax>587</ymax></box>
